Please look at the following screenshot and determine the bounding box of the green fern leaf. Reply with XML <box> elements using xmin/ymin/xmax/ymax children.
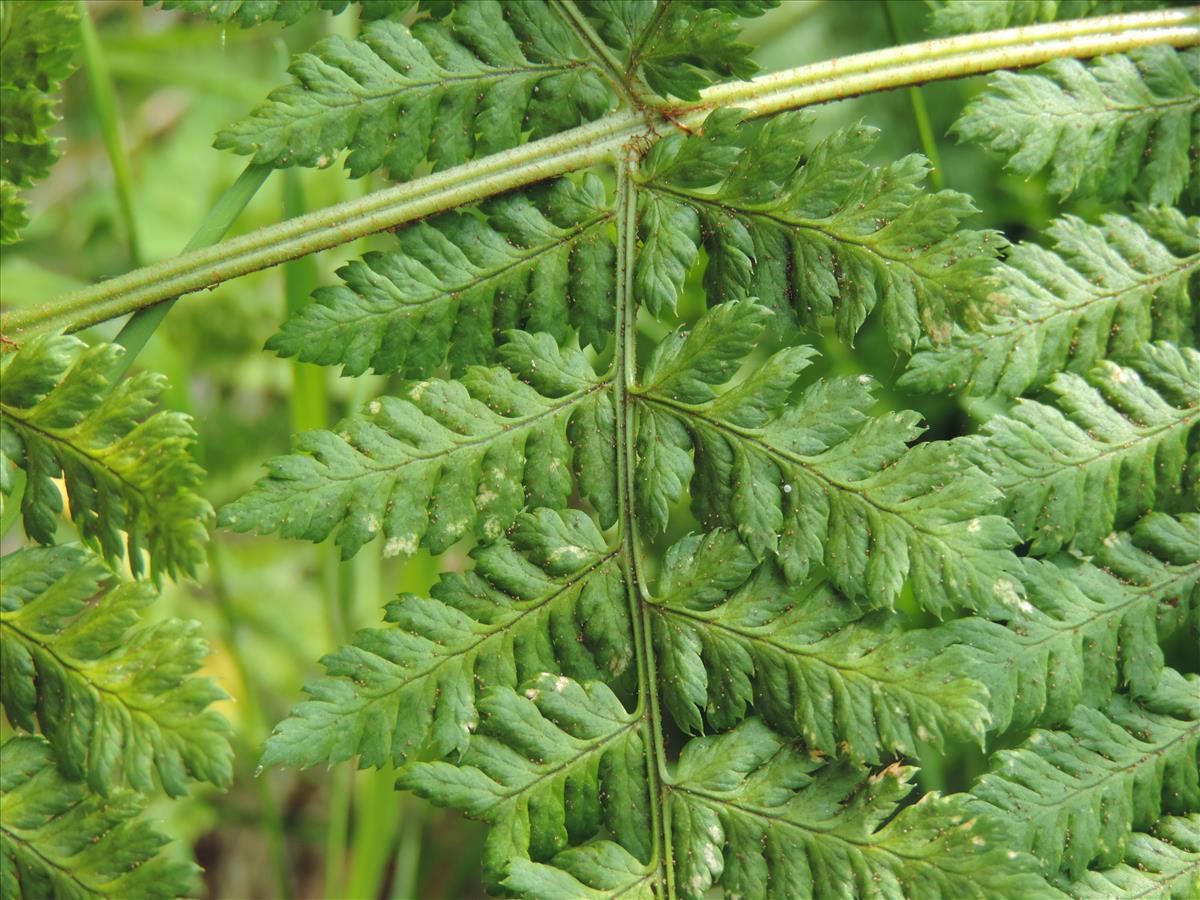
<box><xmin>267</xmin><ymin>176</ymin><xmax>615</xmax><ymax>377</ymax></box>
<box><xmin>929</xmin><ymin>1</ymin><xmax>1153</xmax><ymax>35</ymax></box>
<box><xmin>647</xmin><ymin>529</ymin><xmax>994</xmax><ymax>760</ymax></box>
<box><xmin>215</xmin><ymin>1</ymin><xmax>615</xmax><ymax>178</ymax></box>
<box><xmin>972</xmin><ymin>669</ymin><xmax>1200</xmax><ymax>879</ymax></box>
<box><xmin>221</xmin><ymin>333</ymin><xmax>615</xmax><ymax>559</ymax></box>
<box><xmin>954</xmin><ymin>47</ymin><xmax>1200</xmax><ymax>204</ymax></box>
<box><xmin>667</xmin><ymin>719</ymin><xmax>1047</xmax><ymax>899</ymax></box>
<box><xmin>260</xmin><ymin>508</ymin><xmax>632</xmax><ymax>768</ymax></box>
<box><xmin>1130</xmin><ymin>511</ymin><xmax>1200</xmax><ymax>644</ymax></box>
<box><xmin>635</xmin><ymin>301</ymin><xmax>1022</xmax><ymax>615</ymax></box>
<box><xmin>0</xmin><ymin>545</ymin><xmax>232</xmax><ymax>797</ymax></box>
<box><xmin>575</xmin><ymin>0</ymin><xmax>773</xmax><ymax>101</ymax></box>
<box><xmin>0</xmin><ymin>334</ymin><xmax>212</xmax><ymax>581</ymax></box>
<box><xmin>1056</xmin><ymin>814</ymin><xmax>1200</xmax><ymax>899</ymax></box>
<box><xmin>504</xmin><ymin>841</ymin><xmax>655</xmax><ymax>899</ymax></box>
<box><xmin>978</xmin><ymin>341</ymin><xmax>1199</xmax><ymax>556</ymax></box>
<box><xmin>0</xmin><ymin>0</ymin><xmax>80</xmax><ymax>243</ymax></box>
<box><xmin>960</xmin><ymin>513</ymin><xmax>1200</xmax><ymax>732</ymax></box>
<box><xmin>636</xmin><ymin>110</ymin><xmax>1002</xmax><ymax>350</ymax></box>
<box><xmin>0</xmin><ymin>736</ymin><xmax>200</xmax><ymax>899</ymax></box>
<box><xmin>398</xmin><ymin>674</ymin><xmax>651</xmax><ymax>886</ymax></box>
<box><xmin>152</xmin><ymin>0</ymin><xmax>405</xmax><ymax>27</ymax></box>
<box><xmin>901</xmin><ymin>211</ymin><xmax>1199</xmax><ymax>400</ymax></box>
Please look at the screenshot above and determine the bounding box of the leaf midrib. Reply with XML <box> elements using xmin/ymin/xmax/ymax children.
<box><xmin>672</xmin><ymin>782</ymin><xmax>963</xmax><ymax>870</ymax></box>
<box><xmin>326</xmin><ymin>378</ymin><xmax>612</xmax><ymax>481</ymax></box>
<box><xmin>315</xmin><ymin>211</ymin><xmax>613</xmax><ymax>330</ymax></box>
<box><xmin>646</xmin><ymin>182</ymin><xmax>954</xmax><ymax>286</ymax></box>
<box><xmin>986</xmin><ymin>249</ymin><xmax>1200</xmax><ymax>339</ymax></box>
<box><xmin>1</xmin><ymin>617</ymin><xmax>163</xmax><ymax>715</ymax></box>
<box><xmin>997</xmin><ymin>401</ymin><xmax>1197</xmax><ymax>481</ymax></box>
<box><xmin>982</xmin><ymin>716</ymin><xmax>1200</xmax><ymax>811</ymax></box>
<box><xmin>637</xmin><ymin>391</ymin><xmax>962</xmax><ymax>544</ymax></box>
<box><xmin>1013</xmin><ymin>560</ymin><xmax>1199</xmax><ymax>651</ymax></box>
<box><xmin>651</xmin><ymin>602</ymin><xmax>963</xmax><ymax>699</ymax></box>
<box><xmin>352</xmin><ymin>549</ymin><xmax>621</xmax><ymax>703</ymax></box>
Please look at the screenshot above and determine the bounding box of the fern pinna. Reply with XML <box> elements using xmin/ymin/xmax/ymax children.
<box><xmin>1</xmin><ymin>0</ymin><xmax>1198</xmax><ymax>897</ymax></box>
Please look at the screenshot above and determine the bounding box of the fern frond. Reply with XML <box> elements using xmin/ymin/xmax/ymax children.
<box><xmin>978</xmin><ymin>341</ymin><xmax>1199</xmax><ymax>556</ymax></box>
<box><xmin>0</xmin><ymin>546</ymin><xmax>232</xmax><ymax>797</ymax></box>
<box><xmin>504</xmin><ymin>841</ymin><xmax>655</xmax><ymax>899</ymax></box>
<box><xmin>260</xmin><ymin>508</ymin><xmax>632</xmax><ymax>768</ymax></box>
<box><xmin>635</xmin><ymin>110</ymin><xmax>1002</xmax><ymax>351</ymax></box>
<box><xmin>0</xmin><ymin>334</ymin><xmax>212</xmax><ymax>581</ymax></box>
<box><xmin>959</xmin><ymin>513</ymin><xmax>1200</xmax><ymax>732</ymax></box>
<box><xmin>972</xmin><ymin>669</ymin><xmax>1200</xmax><ymax>879</ymax></box>
<box><xmin>954</xmin><ymin>46</ymin><xmax>1200</xmax><ymax>204</ymax></box>
<box><xmin>929</xmin><ymin>1</ymin><xmax>1152</xmax><ymax>35</ymax></box>
<box><xmin>901</xmin><ymin>211</ymin><xmax>1199</xmax><ymax>400</ymax></box>
<box><xmin>647</xmin><ymin>530</ymin><xmax>993</xmax><ymax>761</ymax></box>
<box><xmin>215</xmin><ymin>2</ymin><xmax>615</xmax><ymax>178</ymax></box>
<box><xmin>0</xmin><ymin>0</ymin><xmax>80</xmax><ymax>243</ymax></box>
<box><xmin>574</xmin><ymin>0</ymin><xmax>773</xmax><ymax>101</ymax></box>
<box><xmin>398</xmin><ymin>675</ymin><xmax>651</xmax><ymax>886</ymax></box>
<box><xmin>1127</xmin><ymin>511</ymin><xmax>1200</xmax><ymax>644</ymax></box>
<box><xmin>667</xmin><ymin>719</ymin><xmax>1048</xmax><ymax>899</ymax></box>
<box><xmin>635</xmin><ymin>302</ymin><xmax>1022</xmax><ymax>615</ymax></box>
<box><xmin>153</xmin><ymin>0</ymin><xmax>403</xmax><ymax>27</ymax></box>
<box><xmin>221</xmin><ymin>333</ymin><xmax>615</xmax><ymax>559</ymax></box>
<box><xmin>1056</xmin><ymin>814</ymin><xmax>1200</xmax><ymax>899</ymax></box>
<box><xmin>0</xmin><ymin>736</ymin><xmax>199</xmax><ymax>899</ymax></box>
<box><xmin>267</xmin><ymin>176</ymin><xmax>615</xmax><ymax>377</ymax></box>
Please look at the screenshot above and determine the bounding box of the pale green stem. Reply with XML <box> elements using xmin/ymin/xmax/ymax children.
<box><xmin>4</xmin><ymin>8</ymin><xmax>1196</xmax><ymax>341</ymax></box>
<box><xmin>614</xmin><ymin>153</ymin><xmax>674</xmax><ymax>897</ymax></box>
<box><xmin>76</xmin><ymin>1</ymin><xmax>142</xmax><ymax>266</ymax></box>
<box><xmin>699</xmin><ymin>10</ymin><xmax>1200</xmax><ymax>116</ymax></box>
<box><xmin>283</xmin><ymin>170</ymin><xmax>328</xmax><ymax>438</ymax></box>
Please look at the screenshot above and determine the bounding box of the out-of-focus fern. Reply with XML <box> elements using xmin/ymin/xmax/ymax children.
<box><xmin>0</xmin><ymin>545</ymin><xmax>233</xmax><ymax>797</ymax></box>
<box><xmin>153</xmin><ymin>0</ymin><xmax>410</xmax><ymax>28</ymax></box>
<box><xmin>0</xmin><ymin>545</ymin><xmax>232</xmax><ymax>896</ymax></box>
<box><xmin>0</xmin><ymin>1</ymin><xmax>80</xmax><ymax>243</ymax></box>
<box><xmin>929</xmin><ymin>1</ymin><xmax>1153</xmax><ymax>35</ymax></box>
<box><xmin>0</xmin><ymin>736</ymin><xmax>200</xmax><ymax>899</ymax></box>
<box><xmin>0</xmin><ymin>334</ymin><xmax>212</xmax><ymax>581</ymax></box>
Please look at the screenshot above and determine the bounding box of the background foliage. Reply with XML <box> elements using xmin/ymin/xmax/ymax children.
<box><xmin>1</xmin><ymin>1</ymin><xmax>1197</xmax><ymax>898</ymax></box>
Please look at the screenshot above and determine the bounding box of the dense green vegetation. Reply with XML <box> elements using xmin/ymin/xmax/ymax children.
<box><xmin>1</xmin><ymin>1</ymin><xmax>1197</xmax><ymax>897</ymax></box>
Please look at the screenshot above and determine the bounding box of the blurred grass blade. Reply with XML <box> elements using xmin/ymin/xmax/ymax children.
<box><xmin>113</xmin><ymin>162</ymin><xmax>272</xmax><ymax>374</ymax></box>
<box><xmin>76</xmin><ymin>1</ymin><xmax>142</xmax><ymax>266</ymax></box>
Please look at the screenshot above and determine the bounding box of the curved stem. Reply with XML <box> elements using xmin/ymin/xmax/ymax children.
<box><xmin>3</xmin><ymin>8</ymin><xmax>1196</xmax><ymax>340</ymax></box>
<box><xmin>614</xmin><ymin>153</ymin><xmax>673</xmax><ymax>896</ymax></box>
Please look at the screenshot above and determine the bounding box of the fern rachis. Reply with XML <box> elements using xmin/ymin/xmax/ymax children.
<box><xmin>1</xmin><ymin>1</ymin><xmax>1198</xmax><ymax>897</ymax></box>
